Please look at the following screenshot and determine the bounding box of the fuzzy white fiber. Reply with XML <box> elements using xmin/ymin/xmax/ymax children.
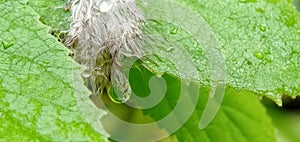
<box><xmin>65</xmin><ymin>0</ymin><xmax>145</xmax><ymax>102</ymax></box>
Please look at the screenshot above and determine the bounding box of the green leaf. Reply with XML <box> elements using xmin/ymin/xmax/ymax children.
<box><xmin>2</xmin><ymin>0</ymin><xmax>297</xmax><ymax>141</ymax></box>
<box><xmin>182</xmin><ymin>88</ymin><xmax>276</xmax><ymax>142</ymax></box>
<box><xmin>0</xmin><ymin>2</ymin><xmax>105</xmax><ymax>141</ymax></box>
<box><xmin>130</xmin><ymin>0</ymin><xmax>298</xmax><ymax>140</ymax></box>
<box><xmin>293</xmin><ymin>0</ymin><xmax>300</xmax><ymax>11</ymax></box>
<box><xmin>26</xmin><ymin>0</ymin><xmax>71</xmax><ymax>30</ymax></box>
<box><xmin>137</xmin><ymin>0</ymin><xmax>300</xmax><ymax>105</ymax></box>
<box><xmin>127</xmin><ymin>67</ymin><xmax>276</xmax><ymax>142</ymax></box>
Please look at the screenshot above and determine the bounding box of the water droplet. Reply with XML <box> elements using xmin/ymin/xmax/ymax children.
<box><xmin>263</xmin><ymin>48</ymin><xmax>271</xmax><ymax>54</ymax></box>
<box><xmin>266</xmin><ymin>56</ymin><xmax>273</xmax><ymax>62</ymax></box>
<box><xmin>261</xmin><ymin>35</ymin><xmax>267</xmax><ymax>39</ymax></box>
<box><xmin>100</xmin><ymin>0</ymin><xmax>113</xmax><ymax>13</ymax></box>
<box><xmin>239</xmin><ymin>0</ymin><xmax>257</xmax><ymax>3</ymax></box>
<box><xmin>246</xmin><ymin>59</ymin><xmax>253</xmax><ymax>65</ymax></box>
<box><xmin>258</xmin><ymin>25</ymin><xmax>266</xmax><ymax>32</ymax></box>
<box><xmin>43</xmin><ymin>60</ymin><xmax>50</xmax><ymax>64</ymax></box>
<box><xmin>248</xmin><ymin>73</ymin><xmax>254</xmax><ymax>77</ymax></box>
<box><xmin>151</xmin><ymin>19</ymin><xmax>163</xmax><ymax>26</ymax></box>
<box><xmin>282</xmin><ymin>14</ymin><xmax>296</xmax><ymax>27</ymax></box>
<box><xmin>255</xmin><ymin>8</ymin><xmax>265</xmax><ymax>13</ymax></box>
<box><xmin>265</xmin><ymin>92</ymin><xmax>282</xmax><ymax>106</ymax></box>
<box><xmin>167</xmin><ymin>46</ymin><xmax>175</xmax><ymax>51</ymax></box>
<box><xmin>156</xmin><ymin>73</ymin><xmax>163</xmax><ymax>78</ymax></box>
<box><xmin>262</xmin><ymin>60</ymin><xmax>268</xmax><ymax>65</ymax></box>
<box><xmin>170</xmin><ymin>27</ymin><xmax>178</xmax><ymax>34</ymax></box>
<box><xmin>108</xmin><ymin>70</ymin><xmax>132</xmax><ymax>103</ymax></box>
<box><xmin>109</xmin><ymin>82</ymin><xmax>131</xmax><ymax>103</ymax></box>
<box><xmin>82</xmin><ymin>70</ymin><xmax>91</xmax><ymax>78</ymax></box>
<box><xmin>253</xmin><ymin>51</ymin><xmax>264</xmax><ymax>59</ymax></box>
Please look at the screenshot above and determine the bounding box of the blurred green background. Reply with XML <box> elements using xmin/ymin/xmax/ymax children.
<box><xmin>293</xmin><ymin>0</ymin><xmax>300</xmax><ymax>11</ymax></box>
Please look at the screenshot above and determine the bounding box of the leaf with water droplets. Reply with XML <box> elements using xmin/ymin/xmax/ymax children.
<box><xmin>19</xmin><ymin>0</ymin><xmax>300</xmax><ymax>106</ymax></box>
<box><xmin>7</xmin><ymin>0</ymin><xmax>299</xmax><ymax>141</ymax></box>
<box><xmin>26</xmin><ymin>0</ymin><xmax>72</xmax><ymax>30</ymax></box>
<box><xmin>138</xmin><ymin>0</ymin><xmax>300</xmax><ymax>105</ymax></box>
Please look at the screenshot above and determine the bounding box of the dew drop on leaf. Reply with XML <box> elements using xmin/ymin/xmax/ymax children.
<box><xmin>266</xmin><ymin>56</ymin><xmax>273</xmax><ymax>62</ymax></box>
<box><xmin>231</xmin><ymin>57</ymin><xmax>237</xmax><ymax>62</ymax></box>
<box><xmin>170</xmin><ymin>27</ymin><xmax>178</xmax><ymax>34</ymax></box>
<box><xmin>167</xmin><ymin>46</ymin><xmax>175</xmax><ymax>51</ymax></box>
<box><xmin>108</xmin><ymin>69</ymin><xmax>132</xmax><ymax>103</ymax></box>
<box><xmin>109</xmin><ymin>82</ymin><xmax>131</xmax><ymax>103</ymax></box>
<box><xmin>253</xmin><ymin>51</ymin><xmax>264</xmax><ymax>59</ymax></box>
<box><xmin>255</xmin><ymin>7</ymin><xmax>265</xmax><ymax>13</ymax></box>
<box><xmin>82</xmin><ymin>70</ymin><xmax>92</xmax><ymax>78</ymax></box>
<box><xmin>258</xmin><ymin>24</ymin><xmax>266</xmax><ymax>32</ymax></box>
<box><xmin>43</xmin><ymin>60</ymin><xmax>50</xmax><ymax>64</ymax></box>
<box><xmin>238</xmin><ymin>0</ymin><xmax>257</xmax><ymax>3</ymax></box>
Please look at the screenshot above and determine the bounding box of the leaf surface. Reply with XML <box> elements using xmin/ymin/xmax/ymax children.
<box><xmin>0</xmin><ymin>2</ymin><xmax>105</xmax><ymax>141</ymax></box>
